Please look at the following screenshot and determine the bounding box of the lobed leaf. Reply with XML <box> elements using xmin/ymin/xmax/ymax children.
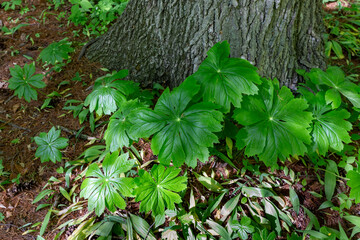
<box><xmin>233</xmin><ymin>79</ymin><xmax>313</xmax><ymax>167</ymax></box>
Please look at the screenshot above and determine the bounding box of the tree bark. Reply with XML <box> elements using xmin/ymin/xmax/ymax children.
<box><xmin>85</xmin><ymin>0</ymin><xmax>326</xmax><ymax>89</ymax></box>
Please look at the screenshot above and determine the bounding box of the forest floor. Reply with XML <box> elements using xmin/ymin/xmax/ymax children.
<box><xmin>0</xmin><ymin>0</ymin><xmax>359</xmax><ymax>240</ymax></box>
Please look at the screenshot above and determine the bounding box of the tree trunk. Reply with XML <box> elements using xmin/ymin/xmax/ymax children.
<box><xmin>85</xmin><ymin>0</ymin><xmax>326</xmax><ymax>89</ymax></box>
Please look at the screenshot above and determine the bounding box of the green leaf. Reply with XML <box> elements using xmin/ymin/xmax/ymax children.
<box><xmin>129</xmin><ymin>214</ymin><xmax>156</xmax><ymax>240</ymax></box>
<box><xmin>302</xmin><ymin>91</ymin><xmax>352</xmax><ymax>155</ymax></box>
<box><xmin>206</xmin><ymin>219</ymin><xmax>232</xmax><ymax>240</ymax></box>
<box><xmin>331</xmin><ymin>40</ymin><xmax>345</xmax><ymax>59</ymax></box>
<box><xmin>34</xmin><ymin>127</ymin><xmax>68</xmax><ymax>163</ymax></box>
<box><xmin>133</xmin><ymin>164</ymin><xmax>187</xmax><ymax>216</ymax></box>
<box><xmin>344</xmin><ymin>215</ymin><xmax>360</xmax><ymax>228</ymax></box>
<box><xmin>40</xmin><ymin>209</ymin><xmax>52</xmax><ymax>236</ymax></box>
<box><xmin>80</xmin><ymin>151</ymin><xmax>135</xmax><ymax>216</ymax></box>
<box><xmin>347</xmin><ymin>170</ymin><xmax>360</xmax><ymax>203</ymax></box>
<box><xmin>84</xmin><ymin>70</ymin><xmax>139</xmax><ymax>116</ymax></box>
<box><xmin>38</xmin><ymin>38</ymin><xmax>74</xmax><ymax>65</ymax></box>
<box><xmin>32</xmin><ymin>189</ymin><xmax>55</xmax><ymax>204</ymax></box>
<box><xmin>231</xmin><ymin>216</ymin><xmax>255</xmax><ymax>240</ymax></box>
<box><xmin>193</xmin><ymin>172</ymin><xmax>223</xmax><ymax>193</ymax></box>
<box><xmin>104</xmin><ymin>100</ymin><xmax>144</xmax><ymax>151</ymax></box>
<box><xmin>308</xmin><ymin>67</ymin><xmax>360</xmax><ymax>108</ymax></box>
<box><xmin>192</xmin><ymin>41</ymin><xmax>261</xmax><ymax>112</ymax></box>
<box><xmin>8</xmin><ymin>63</ymin><xmax>45</xmax><ymax>102</ymax></box>
<box><xmin>129</xmin><ymin>77</ymin><xmax>223</xmax><ymax>167</ymax></box>
<box><xmin>325</xmin><ymin>160</ymin><xmax>338</xmax><ymax>201</ymax></box>
<box><xmin>234</xmin><ymin>79</ymin><xmax>312</xmax><ymax>167</ymax></box>
<box><xmin>289</xmin><ymin>187</ymin><xmax>300</xmax><ymax>214</ymax></box>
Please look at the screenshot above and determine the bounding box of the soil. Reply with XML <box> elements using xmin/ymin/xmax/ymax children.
<box><xmin>0</xmin><ymin>1</ymin><xmax>359</xmax><ymax>240</ymax></box>
<box><xmin>0</xmin><ymin>1</ymin><xmax>106</xmax><ymax>239</ymax></box>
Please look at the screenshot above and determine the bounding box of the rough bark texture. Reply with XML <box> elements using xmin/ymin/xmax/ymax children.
<box><xmin>85</xmin><ymin>0</ymin><xmax>326</xmax><ymax>89</ymax></box>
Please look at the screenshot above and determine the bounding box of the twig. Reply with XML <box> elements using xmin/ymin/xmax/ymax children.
<box><xmin>0</xmin><ymin>223</ymin><xmax>25</xmax><ymax>232</ymax></box>
<box><xmin>57</xmin><ymin>125</ymin><xmax>97</xmax><ymax>141</ymax></box>
<box><xmin>144</xmin><ymin>222</ymin><xmax>155</xmax><ymax>240</ymax></box>
<box><xmin>0</xmin><ymin>119</ymin><xmax>31</xmax><ymax>132</ymax></box>
<box><xmin>4</xmin><ymin>95</ymin><xmax>15</xmax><ymax>104</ymax></box>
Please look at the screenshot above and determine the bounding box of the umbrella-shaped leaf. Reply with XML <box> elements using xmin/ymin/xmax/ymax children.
<box><xmin>192</xmin><ymin>41</ymin><xmax>261</xmax><ymax>112</ymax></box>
<box><xmin>129</xmin><ymin>77</ymin><xmax>223</xmax><ymax>167</ymax></box>
<box><xmin>84</xmin><ymin>70</ymin><xmax>139</xmax><ymax>116</ymax></box>
<box><xmin>133</xmin><ymin>164</ymin><xmax>187</xmax><ymax>216</ymax></box>
<box><xmin>80</xmin><ymin>151</ymin><xmax>136</xmax><ymax>216</ymax></box>
<box><xmin>34</xmin><ymin>127</ymin><xmax>68</xmax><ymax>163</ymax></box>
<box><xmin>233</xmin><ymin>79</ymin><xmax>313</xmax><ymax>167</ymax></box>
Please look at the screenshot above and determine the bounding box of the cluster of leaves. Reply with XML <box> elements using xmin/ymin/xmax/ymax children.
<box><xmin>68</xmin><ymin>0</ymin><xmax>128</xmax><ymax>36</ymax></box>
<box><xmin>324</xmin><ymin>2</ymin><xmax>360</xmax><ymax>60</ymax></box>
<box><xmin>31</xmin><ymin>39</ymin><xmax>360</xmax><ymax>239</ymax></box>
<box><xmin>1</xmin><ymin>0</ymin><xmax>21</xmax><ymax>11</ymax></box>
<box><xmin>38</xmin><ymin>38</ymin><xmax>74</xmax><ymax>71</ymax></box>
<box><xmin>8</xmin><ymin>62</ymin><xmax>45</xmax><ymax>102</ymax></box>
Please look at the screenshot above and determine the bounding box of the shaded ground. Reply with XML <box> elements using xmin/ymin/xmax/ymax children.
<box><xmin>0</xmin><ymin>1</ymin><xmax>106</xmax><ymax>238</ymax></box>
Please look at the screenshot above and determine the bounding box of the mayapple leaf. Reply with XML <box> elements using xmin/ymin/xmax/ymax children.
<box><xmin>233</xmin><ymin>79</ymin><xmax>313</xmax><ymax>167</ymax></box>
<box><xmin>84</xmin><ymin>69</ymin><xmax>139</xmax><ymax>116</ymax></box>
<box><xmin>80</xmin><ymin>151</ymin><xmax>136</xmax><ymax>216</ymax></box>
<box><xmin>308</xmin><ymin>66</ymin><xmax>360</xmax><ymax>108</ymax></box>
<box><xmin>34</xmin><ymin>127</ymin><xmax>68</xmax><ymax>163</ymax></box>
<box><xmin>192</xmin><ymin>41</ymin><xmax>261</xmax><ymax>113</ymax></box>
<box><xmin>38</xmin><ymin>38</ymin><xmax>74</xmax><ymax>65</ymax></box>
<box><xmin>347</xmin><ymin>170</ymin><xmax>360</xmax><ymax>204</ymax></box>
<box><xmin>133</xmin><ymin>165</ymin><xmax>187</xmax><ymax>216</ymax></box>
<box><xmin>104</xmin><ymin>100</ymin><xmax>144</xmax><ymax>152</ymax></box>
<box><xmin>8</xmin><ymin>63</ymin><xmax>45</xmax><ymax>102</ymax></box>
<box><xmin>129</xmin><ymin>77</ymin><xmax>223</xmax><ymax>167</ymax></box>
<box><xmin>301</xmin><ymin>90</ymin><xmax>352</xmax><ymax>155</ymax></box>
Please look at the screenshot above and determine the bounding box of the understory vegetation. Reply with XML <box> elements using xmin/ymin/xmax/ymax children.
<box><xmin>1</xmin><ymin>0</ymin><xmax>360</xmax><ymax>240</ymax></box>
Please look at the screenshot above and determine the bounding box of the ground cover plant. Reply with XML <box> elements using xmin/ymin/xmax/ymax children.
<box><xmin>0</xmin><ymin>0</ymin><xmax>360</xmax><ymax>240</ymax></box>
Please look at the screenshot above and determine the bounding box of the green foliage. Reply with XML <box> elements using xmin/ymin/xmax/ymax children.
<box><xmin>133</xmin><ymin>164</ymin><xmax>187</xmax><ymax>216</ymax></box>
<box><xmin>34</xmin><ymin>127</ymin><xmax>69</xmax><ymax>163</ymax></box>
<box><xmin>80</xmin><ymin>151</ymin><xmax>135</xmax><ymax>216</ymax></box>
<box><xmin>324</xmin><ymin>3</ymin><xmax>360</xmax><ymax>60</ymax></box>
<box><xmin>233</xmin><ymin>79</ymin><xmax>313</xmax><ymax>167</ymax></box>
<box><xmin>63</xmin><ymin>99</ymin><xmax>95</xmax><ymax>132</ymax></box>
<box><xmin>304</xmin><ymin>66</ymin><xmax>360</xmax><ymax>108</ymax></box>
<box><xmin>84</xmin><ymin>70</ymin><xmax>139</xmax><ymax>116</ymax></box>
<box><xmin>230</xmin><ymin>216</ymin><xmax>255</xmax><ymax>239</ymax></box>
<box><xmin>347</xmin><ymin>170</ymin><xmax>360</xmax><ymax>203</ymax></box>
<box><xmin>68</xmin><ymin>0</ymin><xmax>128</xmax><ymax>36</ymax></box>
<box><xmin>38</xmin><ymin>38</ymin><xmax>74</xmax><ymax>65</ymax></box>
<box><xmin>301</xmin><ymin>91</ymin><xmax>352</xmax><ymax>155</ymax></box>
<box><xmin>129</xmin><ymin>77</ymin><xmax>223</xmax><ymax>167</ymax></box>
<box><xmin>1</xmin><ymin>0</ymin><xmax>21</xmax><ymax>11</ymax></box>
<box><xmin>104</xmin><ymin>100</ymin><xmax>144</xmax><ymax>151</ymax></box>
<box><xmin>1</xmin><ymin>23</ymin><xmax>28</xmax><ymax>36</ymax></box>
<box><xmin>192</xmin><ymin>41</ymin><xmax>261</xmax><ymax>112</ymax></box>
<box><xmin>8</xmin><ymin>62</ymin><xmax>45</xmax><ymax>102</ymax></box>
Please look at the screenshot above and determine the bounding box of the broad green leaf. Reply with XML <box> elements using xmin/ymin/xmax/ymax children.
<box><xmin>104</xmin><ymin>100</ymin><xmax>144</xmax><ymax>151</ymax></box>
<box><xmin>80</xmin><ymin>151</ymin><xmax>135</xmax><ymax>216</ymax></box>
<box><xmin>8</xmin><ymin>63</ymin><xmax>45</xmax><ymax>102</ymax></box>
<box><xmin>84</xmin><ymin>70</ymin><xmax>139</xmax><ymax>116</ymax></box>
<box><xmin>331</xmin><ymin>40</ymin><xmax>345</xmax><ymax>59</ymax></box>
<box><xmin>206</xmin><ymin>219</ymin><xmax>232</xmax><ymax>240</ymax></box>
<box><xmin>242</xmin><ymin>187</ymin><xmax>274</xmax><ymax>198</ymax></box>
<box><xmin>344</xmin><ymin>215</ymin><xmax>360</xmax><ymax>228</ymax></box>
<box><xmin>192</xmin><ymin>41</ymin><xmax>261</xmax><ymax>112</ymax></box>
<box><xmin>129</xmin><ymin>77</ymin><xmax>223</xmax><ymax>167</ymax></box>
<box><xmin>129</xmin><ymin>214</ymin><xmax>156</xmax><ymax>240</ymax></box>
<box><xmin>234</xmin><ymin>79</ymin><xmax>312</xmax><ymax>167</ymax></box>
<box><xmin>193</xmin><ymin>172</ymin><xmax>223</xmax><ymax>192</ymax></box>
<box><xmin>33</xmin><ymin>189</ymin><xmax>55</xmax><ymax>204</ymax></box>
<box><xmin>38</xmin><ymin>38</ymin><xmax>74</xmax><ymax>65</ymax></box>
<box><xmin>302</xmin><ymin>91</ymin><xmax>352</xmax><ymax>155</ymax></box>
<box><xmin>231</xmin><ymin>216</ymin><xmax>255</xmax><ymax>240</ymax></box>
<box><xmin>34</xmin><ymin>127</ymin><xmax>68</xmax><ymax>163</ymax></box>
<box><xmin>220</xmin><ymin>194</ymin><xmax>240</xmax><ymax>221</ymax></box>
<box><xmin>133</xmin><ymin>164</ymin><xmax>187</xmax><ymax>216</ymax></box>
<box><xmin>289</xmin><ymin>187</ymin><xmax>300</xmax><ymax>214</ymax></box>
<box><xmin>308</xmin><ymin>67</ymin><xmax>360</xmax><ymax>108</ymax></box>
<box><xmin>325</xmin><ymin>160</ymin><xmax>338</xmax><ymax>201</ymax></box>
<box><xmin>347</xmin><ymin>170</ymin><xmax>360</xmax><ymax>203</ymax></box>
